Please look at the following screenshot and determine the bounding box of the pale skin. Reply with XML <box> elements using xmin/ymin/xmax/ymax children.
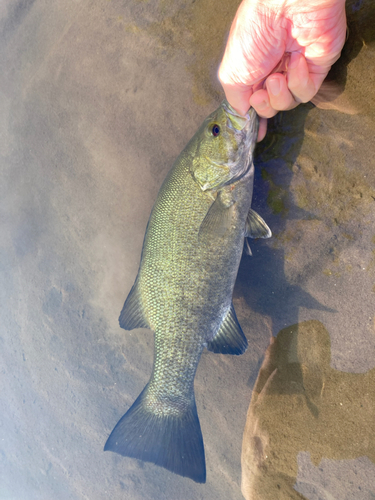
<box><xmin>219</xmin><ymin>0</ymin><xmax>347</xmax><ymax>141</ymax></box>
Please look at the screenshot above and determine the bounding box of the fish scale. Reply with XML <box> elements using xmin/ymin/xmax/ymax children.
<box><xmin>104</xmin><ymin>101</ymin><xmax>271</xmax><ymax>483</ymax></box>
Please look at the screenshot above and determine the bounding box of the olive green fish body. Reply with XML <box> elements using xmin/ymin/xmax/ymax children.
<box><xmin>104</xmin><ymin>102</ymin><xmax>271</xmax><ymax>483</ymax></box>
<box><xmin>140</xmin><ymin>151</ymin><xmax>254</xmax><ymax>393</ymax></box>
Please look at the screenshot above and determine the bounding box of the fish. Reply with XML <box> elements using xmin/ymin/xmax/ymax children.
<box><xmin>104</xmin><ymin>100</ymin><xmax>271</xmax><ymax>483</ymax></box>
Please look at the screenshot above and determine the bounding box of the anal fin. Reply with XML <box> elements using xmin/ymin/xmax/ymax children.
<box><xmin>206</xmin><ymin>304</ymin><xmax>247</xmax><ymax>355</ymax></box>
<box><xmin>119</xmin><ymin>279</ymin><xmax>150</xmax><ymax>330</ymax></box>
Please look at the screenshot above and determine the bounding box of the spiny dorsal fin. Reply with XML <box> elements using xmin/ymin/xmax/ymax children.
<box><xmin>198</xmin><ymin>195</ymin><xmax>234</xmax><ymax>242</ymax></box>
<box><xmin>245</xmin><ymin>208</ymin><xmax>272</xmax><ymax>239</ymax></box>
<box><xmin>206</xmin><ymin>304</ymin><xmax>248</xmax><ymax>355</ymax></box>
<box><xmin>119</xmin><ymin>279</ymin><xmax>150</xmax><ymax>330</ymax></box>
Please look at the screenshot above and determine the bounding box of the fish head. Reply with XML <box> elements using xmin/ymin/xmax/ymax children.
<box><xmin>191</xmin><ymin>101</ymin><xmax>259</xmax><ymax>192</ymax></box>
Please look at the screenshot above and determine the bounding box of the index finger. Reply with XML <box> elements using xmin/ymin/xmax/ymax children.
<box><xmin>218</xmin><ymin>74</ymin><xmax>254</xmax><ymax>116</ymax></box>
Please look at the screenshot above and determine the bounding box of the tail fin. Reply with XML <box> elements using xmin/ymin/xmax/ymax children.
<box><xmin>104</xmin><ymin>386</ymin><xmax>206</xmax><ymax>483</ymax></box>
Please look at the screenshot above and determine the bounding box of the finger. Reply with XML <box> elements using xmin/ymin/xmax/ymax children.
<box><xmin>219</xmin><ymin>81</ymin><xmax>254</xmax><ymax>116</ymax></box>
<box><xmin>287</xmin><ymin>52</ymin><xmax>327</xmax><ymax>103</ymax></box>
<box><xmin>257</xmin><ymin>118</ymin><xmax>267</xmax><ymax>142</ymax></box>
<box><xmin>249</xmin><ymin>89</ymin><xmax>279</xmax><ymax>119</ymax></box>
<box><xmin>266</xmin><ymin>73</ymin><xmax>296</xmax><ymax>111</ymax></box>
<box><xmin>309</xmin><ymin>71</ymin><xmax>331</xmax><ymax>101</ymax></box>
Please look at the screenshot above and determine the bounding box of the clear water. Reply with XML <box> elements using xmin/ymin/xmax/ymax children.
<box><xmin>0</xmin><ymin>1</ymin><xmax>374</xmax><ymax>499</ymax></box>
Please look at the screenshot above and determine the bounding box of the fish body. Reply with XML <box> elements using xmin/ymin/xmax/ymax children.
<box><xmin>104</xmin><ymin>101</ymin><xmax>271</xmax><ymax>483</ymax></box>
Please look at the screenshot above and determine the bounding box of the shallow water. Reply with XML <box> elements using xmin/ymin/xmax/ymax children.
<box><xmin>0</xmin><ymin>1</ymin><xmax>374</xmax><ymax>499</ymax></box>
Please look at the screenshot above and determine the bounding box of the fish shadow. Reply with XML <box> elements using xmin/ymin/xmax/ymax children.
<box><xmin>234</xmin><ymin>0</ymin><xmax>374</xmax><ymax>339</ymax></box>
<box><xmin>235</xmin><ymin>103</ymin><xmax>334</xmax><ymax>341</ymax></box>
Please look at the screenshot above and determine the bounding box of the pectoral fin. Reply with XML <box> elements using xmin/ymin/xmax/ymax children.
<box><xmin>245</xmin><ymin>208</ymin><xmax>272</xmax><ymax>239</ymax></box>
<box><xmin>198</xmin><ymin>195</ymin><xmax>234</xmax><ymax>241</ymax></box>
<box><xmin>119</xmin><ymin>279</ymin><xmax>150</xmax><ymax>330</ymax></box>
<box><xmin>206</xmin><ymin>304</ymin><xmax>247</xmax><ymax>355</ymax></box>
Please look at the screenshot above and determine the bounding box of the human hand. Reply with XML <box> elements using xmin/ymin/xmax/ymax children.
<box><xmin>219</xmin><ymin>0</ymin><xmax>347</xmax><ymax>141</ymax></box>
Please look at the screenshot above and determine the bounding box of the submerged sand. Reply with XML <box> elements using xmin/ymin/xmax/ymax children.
<box><xmin>0</xmin><ymin>1</ymin><xmax>374</xmax><ymax>499</ymax></box>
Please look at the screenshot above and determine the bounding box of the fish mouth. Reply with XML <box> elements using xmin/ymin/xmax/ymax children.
<box><xmin>222</xmin><ymin>100</ymin><xmax>258</xmax><ymax>133</ymax></box>
<box><xmin>222</xmin><ymin>100</ymin><xmax>252</xmax><ymax>131</ymax></box>
<box><xmin>222</xmin><ymin>100</ymin><xmax>259</xmax><ymax>182</ymax></box>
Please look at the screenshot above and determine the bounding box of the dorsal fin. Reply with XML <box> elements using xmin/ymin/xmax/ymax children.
<box><xmin>206</xmin><ymin>304</ymin><xmax>247</xmax><ymax>355</ymax></box>
<box><xmin>245</xmin><ymin>208</ymin><xmax>272</xmax><ymax>239</ymax></box>
<box><xmin>119</xmin><ymin>279</ymin><xmax>150</xmax><ymax>330</ymax></box>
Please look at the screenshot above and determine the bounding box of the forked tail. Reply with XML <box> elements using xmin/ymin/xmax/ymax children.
<box><xmin>104</xmin><ymin>384</ymin><xmax>206</xmax><ymax>483</ymax></box>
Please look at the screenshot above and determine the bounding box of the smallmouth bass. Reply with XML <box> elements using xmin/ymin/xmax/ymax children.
<box><xmin>104</xmin><ymin>101</ymin><xmax>271</xmax><ymax>483</ymax></box>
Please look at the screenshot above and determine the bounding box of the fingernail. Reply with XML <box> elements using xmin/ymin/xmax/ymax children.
<box><xmin>268</xmin><ymin>78</ymin><xmax>280</xmax><ymax>96</ymax></box>
<box><xmin>257</xmin><ymin>100</ymin><xmax>268</xmax><ymax>111</ymax></box>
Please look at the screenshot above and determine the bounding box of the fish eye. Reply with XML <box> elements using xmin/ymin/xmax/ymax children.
<box><xmin>211</xmin><ymin>124</ymin><xmax>220</xmax><ymax>137</ymax></box>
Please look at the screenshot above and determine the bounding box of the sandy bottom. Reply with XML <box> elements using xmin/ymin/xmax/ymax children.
<box><xmin>0</xmin><ymin>1</ymin><xmax>374</xmax><ymax>499</ymax></box>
